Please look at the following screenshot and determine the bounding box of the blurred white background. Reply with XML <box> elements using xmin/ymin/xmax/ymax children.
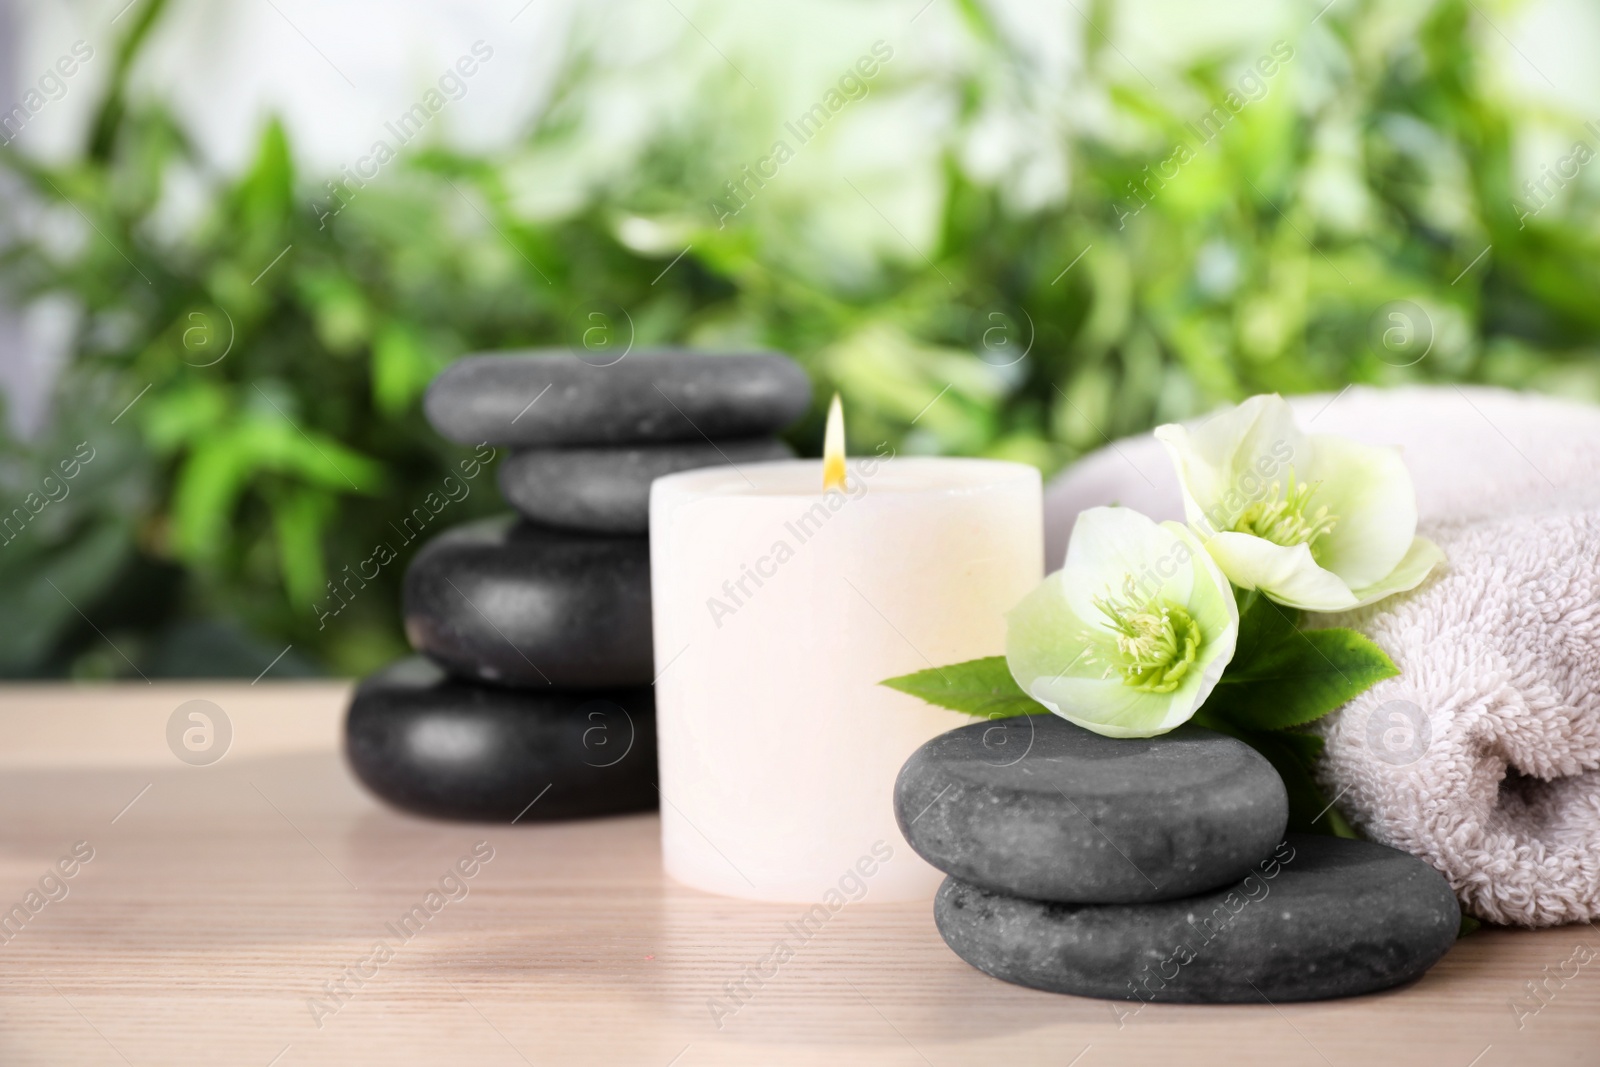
<box><xmin>4</xmin><ymin>0</ymin><xmax>1592</xmax><ymax>169</ymax></box>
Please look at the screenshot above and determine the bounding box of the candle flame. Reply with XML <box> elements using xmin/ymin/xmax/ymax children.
<box><xmin>822</xmin><ymin>392</ymin><xmax>847</xmax><ymax>492</ymax></box>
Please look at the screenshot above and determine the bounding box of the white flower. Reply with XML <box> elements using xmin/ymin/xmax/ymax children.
<box><xmin>1005</xmin><ymin>507</ymin><xmax>1239</xmax><ymax>738</ymax></box>
<box><xmin>1154</xmin><ymin>394</ymin><xmax>1443</xmax><ymax>612</ymax></box>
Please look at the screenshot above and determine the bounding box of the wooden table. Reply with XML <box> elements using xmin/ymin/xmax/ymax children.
<box><xmin>0</xmin><ymin>683</ymin><xmax>1593</xmax><ymax>1066</ymax></box>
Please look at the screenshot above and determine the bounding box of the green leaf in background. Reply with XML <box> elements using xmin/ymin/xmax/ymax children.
<box><xmin>0</xmin><ymin>520</ymin><xmax>133</xmax><ymax>673</ymax></box>
<box><xmin>270</xmin><ymin>486</ymin><xmax>332</xmax><ymax>607</ymax></box>
<box><xmin>231</xmin><ymin>117</ymin><xmax>294</xmax><ymax>248</ymax></box>
<box><xmin>6</xmin><ymin>0</ymin><xmax>1599</xmax><ymax>680</ymax></box>
<box><xmin>880</xmin><ymin>656</ymin><xmax>1047</xmax><ymax>720</ymax></box>
<box><xmin>297</xmin><ymin>268</ymin><xmax>372</xmax><ymax>354</ymax></box>
<box><xmin>371</xmin><ymin>321</ymin><xmax>443</xmax><ymax>417</ymax></box>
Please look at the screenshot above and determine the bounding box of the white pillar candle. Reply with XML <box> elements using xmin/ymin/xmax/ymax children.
<box><xmin>649</xmin><ymin>453</ymin><xmax>1043</xmax><ymax>902</ymax></box>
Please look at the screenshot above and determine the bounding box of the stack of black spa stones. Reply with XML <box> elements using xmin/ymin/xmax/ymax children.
<box><xmin>345</xmin><ymin>350</ymin><xmax>811</xmax><ymax>822</ymax></box>
<box><xmin>895</xmin><ymin>714</ymin><xmax>1464</xmax><ymax>1003</ymax></box>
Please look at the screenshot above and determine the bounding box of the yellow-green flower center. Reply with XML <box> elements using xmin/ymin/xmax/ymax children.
<box><xmin>1087</xmin><ymin>583</ymin><xmax>1203</xmax><ymax>694</ymax></box>
<box><xmin>1231</xmin><ymin>472</ymin><xmax>1338</xmax><ymax>553</ymax></box>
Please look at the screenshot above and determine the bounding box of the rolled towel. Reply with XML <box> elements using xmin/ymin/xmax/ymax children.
<box><xmin>1317</xmin><ymin>508</ymin><xmax>1600</xmax><ymax>927</ymax></box>
<box><xmin>1043</xmin><ymin>385</ymin><xmax>1600</xmax><ymax>926</ymax></box>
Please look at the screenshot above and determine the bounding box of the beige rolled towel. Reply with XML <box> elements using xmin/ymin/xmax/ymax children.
<box><xmin>1042</xmin><ymin>385</ymin><xmax>1600</xmax><ymax>926</ymax></box>
<box><xmin>1317</xmin><ymin>508</ymin><xmax>1600</xmax><ymax>926</ymax></box>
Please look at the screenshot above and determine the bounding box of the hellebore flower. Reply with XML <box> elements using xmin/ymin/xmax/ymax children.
<box><xmin>1005</xmin><ymin>506</ymin><xmax>1239</xmax><ymax>738</ymax></box>
<box><xmin>1154</xmin><ymin>394</ymin><xmax>1443</xmax><ymax>612</ymax></box>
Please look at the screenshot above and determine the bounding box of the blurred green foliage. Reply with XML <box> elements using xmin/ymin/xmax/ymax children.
<box><xmin>0</xmin><ymin>0</ymin><xmax>1595</xmax><ymax>679</ymax></box>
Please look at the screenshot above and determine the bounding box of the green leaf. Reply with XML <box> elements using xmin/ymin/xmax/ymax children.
<box><xmin>1205</xmin><ymin>626</ymin><xmax>1398</xmax><ymax>731</ymax></box>
<box><xmin>296</xmin><ymin>268</ymin><xmax>371</xmax><ymax>353</ymax></box>
<box><xmin>0</xmin><ymin>520</ymin><xmax>133</xmax><ymax>672</ymax></box>
<box><xmin>1232</xmin><ymin>586</ymin><xmax>1300</xmax><ymax>664</ymax></box>
<box><xmin>270</xmin><ymin>487</ymin><xmax>331</xmax><ymax>607</ymax></box>
<box><xmin>233</xmin><ymin>118</ymin><xmax>294</xmax><ymax>241</ymax></box>
<box><xmin>172</xmin><ymin>433</ymin><xmax>253</xmax><ymax>563</ymax></box>
<box><xmin>371</xmin><ymin>321</ymin><xmax>441</xmax><ymax>417</ymax></box>
<box><xmin>880</xmin><ymin>655</ymin><xmax>1047</xmax><ymax>719</ymax></box>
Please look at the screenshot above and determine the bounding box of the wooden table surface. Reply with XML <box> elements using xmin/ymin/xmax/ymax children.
<box><xmin>0</xmin><ymin>682</ymin><xmax>1594</xmax><ymax>1066</ymax></box>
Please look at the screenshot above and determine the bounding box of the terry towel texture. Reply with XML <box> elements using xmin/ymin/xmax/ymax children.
<box><xmin>1043</xmin><ymin>386</ymin><xmax>1600</xmax><ymax>926</ymax></box>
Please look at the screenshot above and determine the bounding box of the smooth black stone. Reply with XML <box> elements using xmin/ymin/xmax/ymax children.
<box><xmin>345</xmin><ymin>657</ymin><xmax>657</xmax><ymax>821</ymax></box>
<box><xmin>424</xmin><ymin>349</ymin><xmax>812</xmax><ymax>447</ymax></box>
<box><xmin>935</xmin><ymin>834</ymin><xmax>1461</xmax><ymax>1003</ymax></box>
<box><xmin>895</xmin><ymin>714</ymin><xmax>1288</xmax><ymax>903</ymax></box>
<box><xmin>498</xmin><ymin>438</ymin><xmax>795</xmax><ymax>535</ymax></box>
<box><xmin>403</xmin><ymin>516</ymin><xmax>651</xmax><ymax>687</ymax></box>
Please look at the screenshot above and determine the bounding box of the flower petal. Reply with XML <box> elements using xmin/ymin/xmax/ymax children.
<box><xmin>1029</xmin><ymin>675</ymin><xmax>1189</xmax><ymax>738</ymax></box>
<box><xmin>1153</xmin><ymin>423</ymin><xmax>1213</xmax><ymax>529</ymax></box>
<box><xmin>1346</xmin><ymin>535</ymin><xmax>1445</xmax><ymax>607</ymax></box>
<box><xmin>1005</xmin><ymin>566</ymin><xmax>1097</xmax><ymax>693</ymax></box>
<box><xmin>1058</xmin><ymin>506</ymin><xmax>1196</xmax><ymax>628</ymax></box>
<box><xmin>1161</xmin><ymin>520</ymin><xmax>1239</xmax><ymax>640</ymax></box>
<box><xmin>1155</xmin><ymin>395</ymin><xmax>1310</xmax><ymax>535</ymax></box>
<box><xmin>1205</xmin><ymin>531</ymin><xmax>1359</xmax><ymax>611</ymax></box>
<box><xmin>1305</xmin><ymin>435</ymin><xmax>1419</xmax><ymax>589</ymax></box>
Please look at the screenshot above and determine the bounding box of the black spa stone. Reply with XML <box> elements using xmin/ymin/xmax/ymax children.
<box><xmin>934</xmin><ymin>834</ymin><xmax>1461</xmax><ymax>1003</ymax></box>
<box><xmin>346</xmin><ymin>657</ymin><xmax>657</xmax><ymax>821</ymax></box>
<box><xmin>895</xmin><ymin>713</ymin><xmax>1288</xmax><ymax>903</ymax></box>
<box><xmin>423</xmin><ymin>349</ymin><xmax>812</xmax><ymax>447</ymax></box>
<box><xmin>498</xmin><ymin>438</ymin><xmax>795</xmax><ymax>534</ymax></box>
<box><xmin>403</xmin><ymin>515</ymin><xmax>651</xmax><ymax>688</ymax></box>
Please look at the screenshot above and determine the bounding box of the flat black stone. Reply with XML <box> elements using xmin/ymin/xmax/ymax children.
<box><xmin>403</xmin><ymin>516</ymin><xmax>651</xmax><ymax>687</ymax></box>
<box><xmin>345</xmin><ymin>657</ymin><xmax>657</xmax><ymax>821</ymax></box>
<box><xmin>935</xmin><ymin>834</ymin><xmax>1460</xmax><ymax>1003</ymax></box>
<box><xmin>498</xmin><ymin>438</ymin><xmax>794</xmax><ymax>534</ymax></box>
<box><xmin>895</xmin><ymin>714</ymin><xmax>1288</xmax><ymax>902</ymax></box>
<box><xmin>424</xmin><ymin>350</ymin><xmax>812</xmax><ymax>447</ymax></box>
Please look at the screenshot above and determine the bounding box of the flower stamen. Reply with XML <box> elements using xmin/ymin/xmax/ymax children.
<box><xmin>1083</xmin><ymin>577</ymin><xmax>1203</xmax><ymax>694</ymax></box>
<box><xmin>1231</xmin><ymin>469</ymin><xmax>1338</xmax><ymax>552</ymax></box>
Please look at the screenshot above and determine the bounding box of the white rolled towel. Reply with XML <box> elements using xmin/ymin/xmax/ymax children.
<box><xmin>1317</xmin><ymin>507</ymin><xmax>1600</xmax><ymax>926</ymax></box>
<box><xmin>1042</xmin><ymin>385</ymin><xmax>1600</xmax><ymax>926</ymax></box>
